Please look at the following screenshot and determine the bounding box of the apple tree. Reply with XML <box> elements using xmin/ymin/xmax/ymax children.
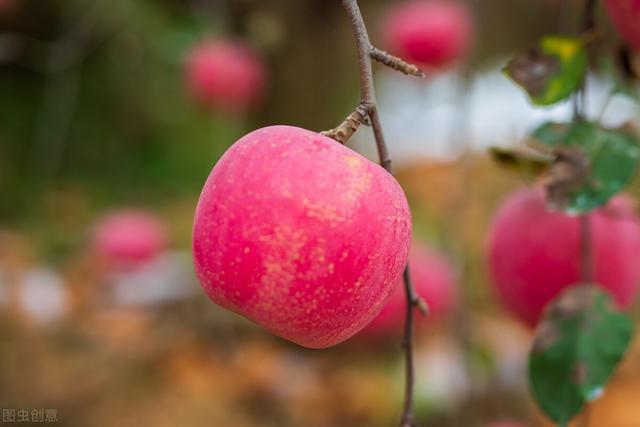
<box><xmin>492</xmin><ymin>0</ymin><xmax>640</xmax><ymax>425</ymax></box>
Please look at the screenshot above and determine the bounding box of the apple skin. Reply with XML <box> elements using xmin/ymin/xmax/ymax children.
<box><xmin>488</xmin><ymin>187</ymin><xmax>640</xmax><ymax>326</ymax></box>
<box><xmin>184</xmin><ymin>38</ymin><xmax>265</xmax><ymax>113</ymax></box>
<box><xmin>603</xmin><ymin>0</ymin><xmax>640</xmax><ymax>52</ymax></box>
<box><xmin>361</xmin><ymin>242</ymin><xmax>457</xmax><ymax>337</ymax></box>
<box><xmin>381</xmin><ymin>0</ymin><xmax>473</xmax><ymax>69</ymax></box>
<box><xmin>92</xmin><ymin>210</ymin><xmax>168</xmax><ymax>268</ymax></box>
<box><xmin>192</xmin><ymin>125</ymin><xmax>412</xmax><ymax>348</ymax></box>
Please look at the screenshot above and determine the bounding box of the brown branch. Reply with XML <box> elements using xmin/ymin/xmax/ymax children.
<box><xmin>370</xmin><ymin>47</ymin><xmax>425</xmax><ymax>77</ymax></box>
<box><xmin>341</xmin><ymin>0</ymin><xmax>393</xmax><ymax>166</ymax></box>
<box><xmin>579</xmin><ymin>213</ymin><xmax>594</xmax><ymax>283</ymax></box>
<box><xmin>340</xmin><ymin>1</ymin><xmax>423</xmax><ymax>426</ymax></box>
<box><xmin>400</xmin><ymin>267</ymin><xmax>416</xmax><ymax>427</ymax></box>
<box><xmin>578</xmin><ymin>0</ymin><xmax>597</xmax><ymax>287</ymax></box>
<box><xmin>583</xmin><ymin>0</ymin><xmax>597</xmax><ymax>34</ymax></box>
<box><xmin>321</xmin><ymin>103</ymin><xmax>370</xmax><ymax>144</ymax></box>
<box><xmin>572</xmin><ymin>0</ymin><xmax>597</xmax><ymax>121</ymax></box>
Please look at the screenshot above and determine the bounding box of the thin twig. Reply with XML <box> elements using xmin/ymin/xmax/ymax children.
<box><xmin>578</xmin><ymin>4</ymin><xmax>596</xmax><ymax>426</ymax></box>
<box><xmin>401</xmin><ymin>267</ymin><xmax>416</xmax><ymax>427</ymax></box>
<box><xmin>340</xmin><ymin>0</ymin><xmax>392</xmax><ymax>169</ymax></box>
<box><xmin>370</xmin><ymin>47</ymin><xmax>425</xmax><ymax>77</ymax></box>
<box><xmin>579</xmin><ymin>214</ymin><xmax>594</xmax><ymax>283</ymax></box>
<box><xmin>578</xmin><ymin>0</ymin><xmax>597</xmax><ymax>290</ymax></box>
<box><xmin>583</xmin><ymin>0</ymin><xmax>597</xmax><ymax>34</ymax></box>
<box><xmin>321</xmin><ymin>103</ymin><xmax>370</xmax><ymax>144</ymax></box>
<box><xmin>573</xmin><ymin>0</ymin><xmax>597</xmax><ymax>121</ymax></box>
<box><xmin>340</xmin><ymin>1</ymin><xmax>424</xmax><ymax>426</ymax></box>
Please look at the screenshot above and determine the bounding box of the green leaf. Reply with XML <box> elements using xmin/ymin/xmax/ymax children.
<box><xmin>489</xmin><ymin>146</ymin><xmax>551</xmax><ymax>176</ymax></box>
<box><xmin>529</xmin><ymin>287</ymin><xmax>633</xmax><ymax>425</ymax></box>
<box><xmin>504</xmin><ymin>35</ymin><xmax>587</xmax><ymax>106</ymax></box>
<box><xmin>531</xmin><ymin>122</ymin><xmax>570</xmax><ymax>146</ymax></box>
<box><xmin>531</xmin><ymin>120</ymin><xmax>640</xmax><ymax>213</ymax></box>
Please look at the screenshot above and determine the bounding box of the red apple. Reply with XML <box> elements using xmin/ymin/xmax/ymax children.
<box><xmin>604</xmin><ymin>0</ymin><xmax>640</xmax><ymax>52</ymax></box>
<box><xmin>184</xmin><ymin>38</ymin><xmax>266</xmax><ymax>113</ymax></box>
<box><xmin>381</xmin><ymin>0</ymin><xmax>473</xmax><ymax>69</ymax></box>
<box><xmin>192</xmin><ymin>125</ymin><xmax>412</xmax><ymax>348</ymax></box>
<box><xmin>361</xmin><ymin>242</ymin><xmax>457</xmax><ymax>337</ymax></box>
<box><xmin>92</xmin><ymin>210</ymin><xmax>168</xmax><ymax>268</ymax></box>
<box><xmin>488</xmin><ymin>187</ymin><xmax>640</xmax><ymax>326</ymax></box>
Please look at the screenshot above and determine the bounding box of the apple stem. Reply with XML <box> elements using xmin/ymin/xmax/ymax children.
<box><xmin>320</xmin><ymin>103</ymin><xmax>370</xmax><ymax>144</ymax></box>
<box><xmin>340</xmin><ymin>1</ymin><xmax>425</xmax><ymax>426</ymax></box>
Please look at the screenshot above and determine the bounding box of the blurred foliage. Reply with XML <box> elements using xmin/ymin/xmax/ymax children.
<box><xmin>532</xmin><ymin>120</ymin><xmax>640</xmax><ymax>213</ymax></box>
<box><xmin>1</xmin><ymin>1</ymin><xmax>230</xmax><ymax>218</ymax></box>
<box><xmin>504</xmin><ymin>35</ymin><xmax>587</xmax><ymax>106</ymax></box>
<box><xmin>529</xmin><ymin>287</ymin><xmax>633</xmax><ymax>426</ymax></box>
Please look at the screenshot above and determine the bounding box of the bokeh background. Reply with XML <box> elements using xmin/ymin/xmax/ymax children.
<box><xmin>2</xmin><ymin>0</ymin><xmax>640</xmax><ymax>426</ymax></box>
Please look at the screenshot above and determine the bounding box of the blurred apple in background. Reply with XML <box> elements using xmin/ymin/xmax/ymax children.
<box><xmin>381</xmin><ymin>0</ymin><xmax>473</xmax><ymax>70</ymax></box>
<box><xmin>488</xmin><ymin>187</ymin><xmax>640</xmax><ymax>326</ymax></box>
<box><xmin>92</xmin><ymin>209</ymin><xmax>168</xmax><ymax>269</ymax></box>
<box><xmin>603</xmin><ymin>0</ymin><xmax>640</xmax><ymax>52</ymax></box>
<box><xmin>361</xmin><ymin>242</ymin><xmax>457</xmax><ymax>337</ymax></box>
<box><xmin>193</xmin><ymin>125</ymin><xmax>412</xmax><ymax>349</ymax></box>
<box><xmin>184</xmin><ymin>38</ymin><xmax>266</xmax><ymax>114</ymax></box>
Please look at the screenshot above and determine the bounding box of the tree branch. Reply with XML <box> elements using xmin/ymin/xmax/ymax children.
<box><xmin>574</xmin><ymin>13</ymin><xmax>594</xmax><ymax>427</ymax></box>
<box><xmin>340</xmin><ymin>1</ymin><xmax>424</xmax><ymax>426</ymax></box>
<box><xmin>370</xmin><ymin>47</ymin><xmax>425</xmax><ymax>77</ymax></box>
<box><xmin>583</xmin><ymin>0</ymin><xmax>597</xmax><ymax>35</ymax></box>
<box><xmin>321</xmin><ymin>103</ymin><xmax>369</xmax><ymax>144</ymax></box>
<box><xmin>400</xmin><ymin>267</ymin><xmax>416</xmax><ymax>427</ymax></box>
<box><xmin>578</xmin><ymin>0</ymin><xmax>597</xmax><ymax>288</ymax></box>
<box><xmin>579</xmin><ymin>214</ymin><xmax>594</xmax><ymax>283</ymax></box>
<box><xmin>575</xmin><ymin>4</ymin><xmax>597</xmax><ymax>427</ymax></box>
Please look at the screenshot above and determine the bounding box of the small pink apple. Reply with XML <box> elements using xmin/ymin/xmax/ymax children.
<box><xmin>184</xmin><ymin>38</ymin><xmax>266</xmax><ymax>113</ymax></box>
<box><xmin>603</xmin><ymin>0</ymin><xmax>640</xmax><ymax>52</ymax></box>
<box><xmin>381</xmin><ymin>0</ymin><xmax>473</xmax><ymax>69</ymax></box>
<box><xmin>192</xmin><ymin>125</ymin><xmax>412</xmax><ymax>348</ymax></box>
<box><xmin>361</xmin><ymin>242</ymin><xmax>457</xmax><ymax>337</ymax></box>
<box><xmin>92</xmin><ymin>210</ymin><xmax>168</xmax><ymax>268</ymax></box>
<box><xmin>488</xmin><ymin>187</ymin><xmax>640</xmax><ymax>326</ymax></box>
